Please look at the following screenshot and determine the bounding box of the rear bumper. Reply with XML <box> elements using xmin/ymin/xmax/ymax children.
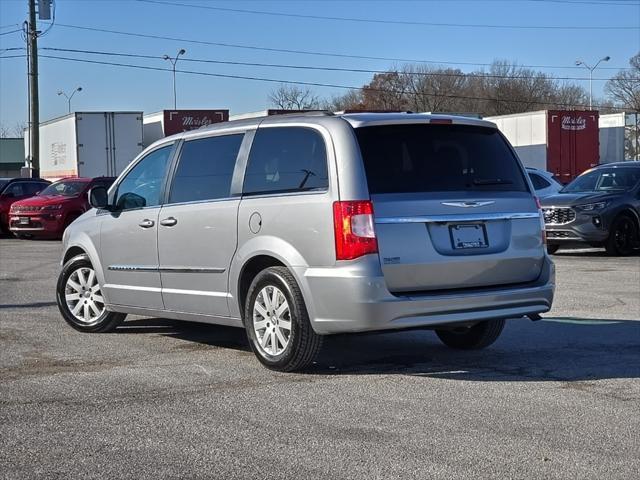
<box><xmin>296</xmin><ymin>255</ymin><xmax>555</xmax><ymax>335</ymax></box>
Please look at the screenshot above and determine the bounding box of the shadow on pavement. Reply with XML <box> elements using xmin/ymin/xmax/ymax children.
<box><xmin>115</xmin><ymin>316</ymin><xmax>640</xmax><ymax>382</ymax></box>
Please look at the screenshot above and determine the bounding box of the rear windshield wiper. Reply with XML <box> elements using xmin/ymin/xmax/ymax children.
<box><xmin>472</xmin><ymin>178</ymin><xmax>513</xmax><ymax>186</ymax></box>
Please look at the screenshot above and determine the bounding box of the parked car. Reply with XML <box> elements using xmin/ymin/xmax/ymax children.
<box><xmin>0</xmin><ymin>177</ymin><xmax>50</xmax><ymax>233</ymax></box>
<box><xmin>542</xmin><ymin>162</ymin><xmax>640</xmax><ymax>255</ymax></box>
<box><xmin>9</xmin><ymin>177</ymin><xmax>115</xmax><ymax>239</ymax></box>
<box><xmin>526</xmin><ymin>167</ymin><xmax>563</xmax><ymax>198</ymax></box>
<box><xmin>56</xmin><ymin>113</ymin><xmax>554</xmax><ymax>371</ymax></box>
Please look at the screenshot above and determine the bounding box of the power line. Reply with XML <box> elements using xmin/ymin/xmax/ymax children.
<box><xmin>56</xmin><ymin>23</ymin><xmax>631</xmax><ymax>71</ymax></box>
<box><xmin>35</xmin><ymin>53</ymin><xmax>610</xmax><ymax>109</ymax></box>
<box><xmin>135</xmin><ymin>0</ymin><xmax>638</xmax><ymax>29</ymax></box>
<box><xmin>40</xmin><ymin>46</ymin><xmax>614</xmax><ymax>82</ymax></box>
<box><xmin>0</xmin><ymin>29</ymin><xmax>22</xmax><ymax>36</ymax></box>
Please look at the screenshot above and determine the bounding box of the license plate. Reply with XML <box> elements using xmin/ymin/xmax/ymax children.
<box><xmin>449</xmin><ymin>224</ymin><xmax>488</xmax><ymax>249</ymax></box>
<box><xmin>18</xmin><ymin>217</ymin><xmax>30</xmax><ymax>225</ymax></box>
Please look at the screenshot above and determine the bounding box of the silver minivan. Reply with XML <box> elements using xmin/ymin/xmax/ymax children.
<box><xmin>57</xmin><ymin>112</ymin><xmax>555</xmax><ymax>371</ymax></box>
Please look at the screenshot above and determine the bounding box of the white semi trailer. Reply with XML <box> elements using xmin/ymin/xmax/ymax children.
<box><xmin>24</xmin><ymin>112</ymin><xmax>143</xmax><ymax>181</ymax></box>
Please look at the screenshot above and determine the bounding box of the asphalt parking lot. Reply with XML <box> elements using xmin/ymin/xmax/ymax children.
<box><xmin>1</xmin><ymin>238</ymin><xmax>639</xmax><ymax>479</ymax></box>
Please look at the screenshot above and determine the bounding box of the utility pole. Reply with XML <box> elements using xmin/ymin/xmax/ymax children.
<box><xmin>27</xmin><ymin>0</ymin><xmax>40</xmax><ymax>177</ymax></box>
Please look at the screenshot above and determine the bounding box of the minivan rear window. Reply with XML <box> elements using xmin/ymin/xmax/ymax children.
<box><xmin>355</xmin><ymin>124</ymin><xmax>528</xmax><ymax>194</ymax></box>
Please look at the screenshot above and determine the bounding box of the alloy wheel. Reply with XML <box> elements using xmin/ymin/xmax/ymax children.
<box><xmin>252</xmin><ymin>285</ymin><xmax>292</xmax><ymax>356</ymax></box>
<box><xmin>614</xmin><ymin>218</ymin><xmax>633</xmax><ymax>253</ymax></box>
<box><xmin>64</xmin><ymin>267</ymin><xmax>105</xmax><ymax>325</ymax></box>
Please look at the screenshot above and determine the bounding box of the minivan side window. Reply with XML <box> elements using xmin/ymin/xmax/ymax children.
<box><xmin>169</xmin><ymin>134</ymin><xmax>244</xmax><ymax>204</ymax></box>
<box><xmin>243</xmin><ymin>127</ymin><xmax>328</xmax><ymax>195</ymax></box>
<box><xmin>115</xmin><ymin>145</ymin><xmax>172</xmax><ymax>210</ymax></box>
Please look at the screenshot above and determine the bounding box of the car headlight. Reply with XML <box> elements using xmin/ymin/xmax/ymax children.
<box><xmin>41</xmin><ymin>204</ymin><xmax>63</xmax><ymax>211</ymax></box>
<box><xmin>575</xmin><ymin>202</ymin><xmax>608</xmax><ymax>212</ymax></box>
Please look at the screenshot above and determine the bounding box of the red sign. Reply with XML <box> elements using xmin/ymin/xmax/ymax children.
<box><xmin>162</xmin><ymin>110</ymin><xmax>229</xmax><ymax>136</ymax></box>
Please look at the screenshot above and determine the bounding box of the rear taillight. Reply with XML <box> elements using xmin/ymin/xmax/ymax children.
<box><xmin>535</xmin><ymin>197</ymin><xmax>547</xmax><ymax>245</ymax></box>
<box><xmin>333</xmin><ymin>200</ymin><xmax>378</xmax><ymax>260</ymax></box>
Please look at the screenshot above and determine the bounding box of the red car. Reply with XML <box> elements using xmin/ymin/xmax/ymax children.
<box><xmin>9</xmin><ymin>177</ymin><xmax>115</xmax><ymax>239</ymax></box>
<box><xmin>0</xmin><ymin>178</ymin><xmax>51</xmax><ymax>234</ymax></box>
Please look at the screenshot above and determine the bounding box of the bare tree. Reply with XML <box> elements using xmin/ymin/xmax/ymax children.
<box><xmin>12</xmin><ymin>121</ymin><xmax>27</xmax><ymax>138</ymax></box>
<box><xmin>322</xmin><ymin>89</ymin><xmax>365</xmax><ymax>111</ymax></box>
<box><xmin>268</xmin><ymin>84</ymin><xmax>320</xmax><ymax>110</ymax></box>
<box><xmin>0</xmin><ymin>122</ymin><xmax>27</xmax><ymax>138</ymax></box>
<box><xmin>341</xmin><ymin>60</ymin><xmax>589</xmax><ymax>116</ymax></box>
<box><xmin>605</xmin><ymin>53</ymin><xmax>640</xmax><ymax>111</ymax></box>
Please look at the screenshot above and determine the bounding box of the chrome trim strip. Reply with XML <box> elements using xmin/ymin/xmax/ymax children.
<box><xmin>108</xmin><ymin>265</ymin><xmax>158</xmax><ymax>272</ymax></box>
<box><xmin>375</xmin><ymin>212</ymin><xmax>540</xmax><ymax>224</ymax></box>
<box><xmin>107</xmin><ymin>265</ymin><xmax>226</xmax><ymax>273</ymax></box>
<box><xmin>162</xmin><ymin>288</ymin><xmax>231</xmax><ymax>297</ymax></box>
<box><xmin>160</xmin><ymin>267</ymin><xmax>226</xmax><ymax>274</ymax></box>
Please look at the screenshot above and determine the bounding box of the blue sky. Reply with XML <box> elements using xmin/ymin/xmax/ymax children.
<box><xmin>1</xmin><ymin>0</ymin><xmax>638</xmax><ymax>128</ymax></box>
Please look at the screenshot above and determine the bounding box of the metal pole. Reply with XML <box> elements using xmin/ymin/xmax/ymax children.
<box><xmin>172</xmin><ymin>62</ymin><xmax>177</xmax><ymax>109</ymax></box>
<box><xmin>589</xmin><ymin>68</ymin><xmax>593</xmax><ymax>110</ymax></box>
<box><xmin>28</xmin><ymin>0</ymin><xmax>40</xmax><ymax>177</ymax></box>
<box><xmin>68</xmin><ymin>96</ymin><xmax>71</xmax><ymax>113</ymax></box>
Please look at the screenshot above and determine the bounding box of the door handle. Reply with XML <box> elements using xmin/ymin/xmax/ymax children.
<box><xmin>160</xmin><ymin>216</ymin><xmax>178</xmax><ymax>227</ymax></box>
<box><xmin>138</xmin><ymin>219</ymin><xmax>155</xmax><ymax>228</ymax></box>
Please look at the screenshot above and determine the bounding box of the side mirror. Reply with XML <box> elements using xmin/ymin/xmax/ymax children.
<box><xmin>88</xmin><ymin>186</ymin><xmax>109</xmax><ymax>209</ymax></box>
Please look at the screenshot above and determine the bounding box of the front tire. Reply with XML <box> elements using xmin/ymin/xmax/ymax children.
<box><xmin>605</xmin><ymin>214</ymin><xmax>637</xmax><ymax>256</ymax></box>
<box><xmin>435</xmin><ymin>319</ymin><xmax>505</xmax><ymax>350</ymax></box>
<box><xmin>243</xmin><ymin>266</ymin><xmax>322</xmax><ymax>372</ymax></box>
<box><xmin>546</xmin><ymin>244</ymin><xmax>560</xmax><ymax>255</ymax></box>
<box><xmin>56</xmin><ymin>254</ymin><xmax>125</xmax><ymax>332</ymax></box>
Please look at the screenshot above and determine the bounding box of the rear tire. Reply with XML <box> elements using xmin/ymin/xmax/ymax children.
<box><xmin>56</xmin><ymin>254</ymin><xmax>126</xmax><ymax>333</ymax></box>
<box><xmin>436</xmin><ymin>319</ymin><xmax>505</xmax><ymax>350</ymax></box>
<box><xmin>605</xmin><ymin>214</ymin><xmax>637</xmax><ymax>256</ymax></box>
<box><xmin>243</xmin><ymin>266</ymin><xmax>322</xmax><ymax>372</ymax></box>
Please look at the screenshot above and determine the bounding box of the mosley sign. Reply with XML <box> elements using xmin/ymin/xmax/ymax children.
<box><xmin>162</xmin><ymin>110</ymin><xmax>229</xmax><ymax>136</ymax></box>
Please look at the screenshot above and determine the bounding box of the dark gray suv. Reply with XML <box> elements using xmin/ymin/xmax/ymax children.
<box><xmin>542</xmin><ymin>162</ymin><xmax>640</xmax><ymax>256</ymax></box>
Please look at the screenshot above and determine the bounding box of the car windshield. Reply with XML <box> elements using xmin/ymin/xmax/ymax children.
<box><xmin>39</xmin><ymin>180</ymin><xmax>88</xmax><ymax>197</ymax></box>
<box><xmin>561</xmin><ymin>168</ymin><xmax>640</xmax><ymax>193</ymax></box>
<box><xmin>0</xmin><ymin>180</ymin><xmax>9</xmax><ymax>192</ymax></box>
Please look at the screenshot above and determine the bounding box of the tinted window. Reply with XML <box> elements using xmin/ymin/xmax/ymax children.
<box><xmin>169</xmin><ymin>134</ymin><xmax>243</xmax><ymax>204</ymax></box>
<box><xmin>243</xmin><ymin>127</ymin><xmax>328</xmax><ymax>195</ymax></box>
<box><xmin>22</xmin><ymin>182</ymin><xmax>44</xmax><ymax>195</ymax></box>
<box><xmin>115</xmin><ymin>145</ymin><xmax>172</xmax><ymax>210</ymax></box>
<box><xmin>39</xmin><ymin>180</ymin><xmax>87</xmax><ymax>197</ymax></box>
<box><xmin>4</xmin><ymin>183</ymin><xmax>25</xmax><ymax>196</ymax></box>
<box><xmin>562</xmin><ymin>168</ymin><xmax>640</xmax><ymax>193</ymax></box>
<box><xmin>355</xmin><ymin>124</ymin><xmax>528</xmax><ymax>194</ymax></box>
<box><xmin>529</xmin><ymin>173</ymin><xmax>551</xmax><ymax>190</ymax></box>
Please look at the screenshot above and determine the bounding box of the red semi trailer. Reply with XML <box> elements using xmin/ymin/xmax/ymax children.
<box><xmin>486</xmin><ymin>110</ymin><xmax>599</xmax><ymax>183</ymax></box>
<box><xmin>142</xmin><ymin>109</ymin><xmax>229</xmax><ymax>146</ymax></box>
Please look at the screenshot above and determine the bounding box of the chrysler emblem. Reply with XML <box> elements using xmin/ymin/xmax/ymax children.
<box><xmin>441</xmin><ymin>201</ymin><xmax>495</xmax><ymax>208</ymax></box>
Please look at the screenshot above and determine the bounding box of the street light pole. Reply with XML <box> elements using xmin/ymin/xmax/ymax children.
<box><xmin>57</xmin><ymin>87</ymin><xmax>83</xmax><ymax>113</ymax></box>
<box><xmin>163</xmin><ymin>49</ymin><xmax>186</xmax><ymax>109</ymax></box>
<box><xmin>575</xmin><ymin>56</ymin><xmax>611</xmax><ymax>110</ymax></box>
